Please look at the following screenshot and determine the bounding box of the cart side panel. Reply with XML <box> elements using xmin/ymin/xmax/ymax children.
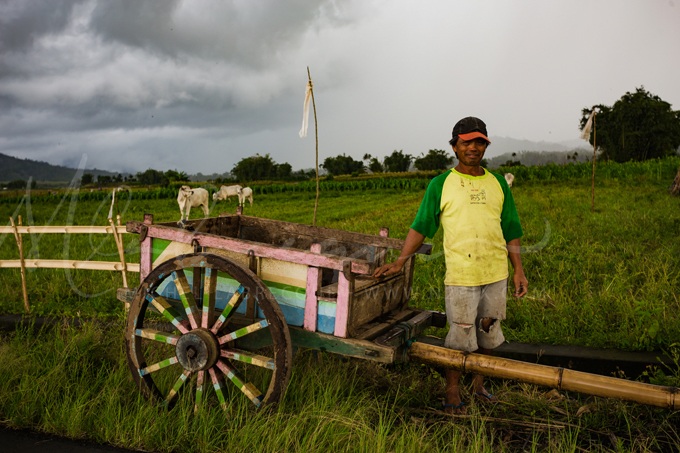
<box><xmin>135</xmin><ymin>217</ymin><xmax>417</xmax><ymax>340</ymax></box>
<box><xmin>347</xmin><ymin>277</ymin><xmax>409</xmax><ymax>338</ymax></box>
<box><xmin>148</xmin><ymin>237</ymin><xmax>341</xmax><ymax>335</ymax></box>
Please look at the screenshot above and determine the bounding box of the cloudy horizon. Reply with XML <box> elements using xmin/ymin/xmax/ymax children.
<box><xmin>1</xmin><ymin>0</ymin><xmax>679</xmax><ymax>175</ymax></box>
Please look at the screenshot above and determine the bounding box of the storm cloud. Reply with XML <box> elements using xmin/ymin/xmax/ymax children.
<box><xmin>1</xmin><ymin>0</ymin><xmax>679</xmax><ymax>175</ymax></box>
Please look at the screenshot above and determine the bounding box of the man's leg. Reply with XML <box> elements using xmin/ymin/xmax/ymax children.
<box><xmin>444</xmin><ymin>369</ymin><xmax>466</xmax><ymax>414</ymax></box>
<box><xmin>472</xmin><ymin>317</ymin><xmax>499</xmax><ymax>401</ymax></box>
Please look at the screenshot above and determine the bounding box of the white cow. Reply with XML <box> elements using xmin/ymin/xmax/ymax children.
<box><xmin>504</xmin><ymin>173</ymin><xmax>515</xmax><ymax>187</ymax></box>
<box><xmin>237</xmin><ymin>186</ymin><xmax>253</xmax><ymax>207</ymax></box>
<box><xmin>213</xmin><ymin>184</ymin><xmax>242</xmax><ymax>202</ymax></box>
<box><xmin>177</xmin><ymin>185</ymin><xmax>210</xmax><ymax>221</ymax></box>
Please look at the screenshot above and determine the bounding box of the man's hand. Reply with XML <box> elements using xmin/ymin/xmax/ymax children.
<box><xmin>372</xmin><ymin>260</ymin><xmax>404</xmax><ymax>278</ymax></box>
<box><xmin>512</xmin><ymin>270</ymin><xmax>528</xmax><ymax>298</ymax></box>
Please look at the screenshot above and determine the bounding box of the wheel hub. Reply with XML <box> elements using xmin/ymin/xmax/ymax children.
<box><xmin>175</xmin><ymin>328</ymin><xmax>220</xmax><ymax>371</ymax></box>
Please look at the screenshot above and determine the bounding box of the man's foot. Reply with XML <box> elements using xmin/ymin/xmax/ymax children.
<box><xmin>442</xmin><ymin>400</ymin><xmax>467</xmax><ymax>415</ymax></box>
<box><xmin>473</xmin><ymin>388</ymin><xmax>498</xmax><ymax>403</ymax></box>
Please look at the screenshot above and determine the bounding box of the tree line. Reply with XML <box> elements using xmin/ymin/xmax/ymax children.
<box><xmin>68</xmin><ymin>86</ymin><xmax>677</xmax><ymax>188</ymax></box>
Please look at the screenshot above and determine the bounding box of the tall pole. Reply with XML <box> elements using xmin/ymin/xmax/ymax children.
<box><xmin>590</xmin><ymin>114</ymin><xmax>597</xmax><ymax>212</ymax></box>
<box><xmin>307</xmin><ymin>67</ymin><xmax>320</xmax><ymax>226</ymax></box>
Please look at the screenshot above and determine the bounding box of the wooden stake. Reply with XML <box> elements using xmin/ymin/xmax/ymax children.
<box><xmin>9</xmin><ymin>216</ymin><xmax>30</xmax><ymax>313</ymax></box>
<box><xmin>307</xmin><ymin>67</ymin><xmax>320</xmax><ymax>227</ymax></box>
<box><xmin>109</xmin><ymin>217</ymin><xmax>128</xmax><ymax>288</ymax></box>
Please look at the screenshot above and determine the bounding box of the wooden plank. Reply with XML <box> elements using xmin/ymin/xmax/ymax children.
<box><xmin>353</xmin><ymin>309</ymin><xmax>416</xmax><ymax>341</ymax></box>
<box><xmin>238</xmin><ymin>215</ymin><xmax>408</xmax><ymax>249</ymax></box>
<box><xmin>141</xmin><ymin>224</ymin><xmax>373</xmax><ymax>274</ymax></box>
<box><xmin>317</xmin><ymin>274</ymin><xmax>380</xmax><ymax>298</ymax></box>
<box><xmin>139</xmin><ymin>214</ymin><xmax>153</xmax><ymax>280</ymax></box>
<box><xmin>374</xmin><ymin>310</ymin><xmax>433</xmax><ymax>347</ymax></box>
<box><xmin>304</xmin><ymin>243</ymin><xmax>322</xmax><ymax>332</ymax></box>
<box><xmin>333</xmin><ymin>261</ymin><xmax>353</xmax><ymax>338</ymax></box>
<box><xmin>288</xmin><ymin>326</ymin><xmax>396</xmax><ymax>364</ymax></box>
<box><xmin>0</xmin><ymin>259</ymin><xmax>140</xmax><ymax>272</ymax></box>
<box><xmin>117</xmin><ymin>287</ymin><xmax>136</xmax><ymax>304</ymax></box>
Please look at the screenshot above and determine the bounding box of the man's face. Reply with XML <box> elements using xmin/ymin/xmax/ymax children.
<box><xmin>453</xmin><ymin>138</ymin><xmax>489</xmax><ymax>167</ymax></box>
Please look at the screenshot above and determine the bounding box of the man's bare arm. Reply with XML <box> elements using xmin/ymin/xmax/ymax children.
<box><xmin>372</xmin><ymin>228</ymin><xmax>426</xmax><ymax>278</ymax></box>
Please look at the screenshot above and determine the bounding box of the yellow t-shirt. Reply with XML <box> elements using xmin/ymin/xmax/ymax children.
<box><xmin>411</xmin><ymin>168</ymin><xmax>522</xmax><ymax>286</ymax></box>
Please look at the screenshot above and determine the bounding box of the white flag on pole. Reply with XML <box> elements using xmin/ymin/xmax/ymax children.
<box><xmin>299</xmin><ymin>81</ymin><xmax>313</xmax><ymax>138</ymax></box>
<box><xmin>580</xmin><ymin>109</ymin><xmax>596</xmax><ymax>141</ymax></box>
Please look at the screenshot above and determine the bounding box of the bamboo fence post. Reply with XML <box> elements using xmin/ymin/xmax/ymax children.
<box><xmin>108</xmin><ymin>188</ymin><xmax>128</xmax><ymax>288</ymax></box>
<box><xmin>9</xmin><ymin>216</ymin><xmax>30</xmax><ymax>313</ymax></box>
<box><xmin>108</xmin><ymin>217</ymin><xmax>128</xmax><ymax>288</ymax></box>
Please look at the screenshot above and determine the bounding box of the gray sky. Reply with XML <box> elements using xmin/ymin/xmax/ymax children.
<box><xmin>1</xmin><ymin>0</ymin><xmax>679</xmax><ymax>175</ymax></box>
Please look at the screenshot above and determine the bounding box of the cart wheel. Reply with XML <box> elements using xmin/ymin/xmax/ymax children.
<box><xmin>126</xmin><ymin>252</ymin><xmax>292</xmax><ymax>410</ymax></box>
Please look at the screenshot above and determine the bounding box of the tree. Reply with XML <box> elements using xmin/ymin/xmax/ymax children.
<box><xmin>136</xmin><ymin>169</ymin><xmax>168</xmax><ymax>186</ymax></box>
<box><xmin>414</xmin><ymin>149</ymin><xmax>454</xmax><ymax>171</ymax></box>
<box><xmin>581</xmin><ymin>86</ymin><xmax>680</xmax><ymax>162</ymax></box>
<box><xmin>275</xmin><ymin>162</ymin><xmax>292</xmax><ymax>179</ymax></box>
<box><xmin>97</xmin><ymin>175</ymin><xmax>112</xmax><ymax>185</ymax></box>
<box><xmin>165</xmin><ymin>169</ymin><xmax>189</xmax><ymax>183</ymax></box>
<box><xmin>363</xmin><ymin>153</ymin><xmax>384</xmax><ymax>173</ymax></box>
<box><xmin>7</xmin><ymin>179</ymin><xmax>35</xmax><ymax>190</ymax></box>
<box><xmin>321</xmin><ymin>154</ymin><xmax>365</xmax><ymax>176</ymax></box>
<box><xmin>383</xmin><ymin>150</ymin><xmax>412</xmax><ymax>173</ymax></box>
<box><xmin>81</xmin><ymin>173</ymin><xmax>94</xmax><ymax>185</ymax></box>
<box><xmin>231</xmin><ymin>154</ymin><xmax>277</xmax><ymax>181</ymax></box>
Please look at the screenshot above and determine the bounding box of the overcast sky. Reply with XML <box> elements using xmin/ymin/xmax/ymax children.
<box><xmin>1</xmin><ymin>0</ymin><xmax>679</xmax><ymax>175</ymax></box>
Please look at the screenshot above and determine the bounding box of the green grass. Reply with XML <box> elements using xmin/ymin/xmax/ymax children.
<box><xmin>0</xmin><ymin>322</ymin><xmax>678</xmax><ymax>452</ymax></box>
<box><xmin>1</xmin><ymin>158</ymin><xmax>680</xmax><ymax>451</ymax></box>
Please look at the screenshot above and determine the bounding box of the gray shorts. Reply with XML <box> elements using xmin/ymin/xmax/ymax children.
<box><xmin>444</xmin><ymin>280</ymin><xmax>507</xmax><ymax>352</ymax></box>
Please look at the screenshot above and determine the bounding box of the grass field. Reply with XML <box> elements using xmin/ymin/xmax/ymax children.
<box><xmin>0</xmin><ymin>159</ymin><xmax>679</xmax><ymax>452</ymax></box>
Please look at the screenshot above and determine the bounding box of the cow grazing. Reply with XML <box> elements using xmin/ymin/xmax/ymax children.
<box><xmin>177</xmin><ymin>185</ymin><xmax>210</xmax><ymax>221</ymax></box>
<box><xmin>237</xmin><ymin>186</ymin><xmax>253</xmax><ymax>207</ymax></box>
<box><xmin>504</xmin><ymin>173</ymin><xmax>515</xmax><ymax>187</ymax></box>
<box><xmin>213</xmin><ymin>184</ymin><xmax>242</xmax><ymax>202</ymax></box>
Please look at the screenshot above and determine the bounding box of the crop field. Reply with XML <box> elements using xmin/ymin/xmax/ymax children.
<box><xmin>0</xmin><ymin>158</ymin><xmax>679</xmax><ymax>452</ymax></box>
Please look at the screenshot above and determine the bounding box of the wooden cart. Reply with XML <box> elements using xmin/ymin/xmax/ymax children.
<box><xmin>118</xmin><ymin>213</ymin><xmax>678</xmax><ymax>411</ymax></box>
<box><xmin>118</xmin><ymin>213</ymin><xmax>436</xmax><ymax>409</ymax></box>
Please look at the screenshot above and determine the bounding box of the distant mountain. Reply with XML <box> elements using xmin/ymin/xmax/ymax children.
<box><xmin>486</xmin><ymin>136</ymin><xmax>590</xmax><ymax>157</ymax></box>
<box><xmin>0</xmin><ymin>153</ymin><xmax>120</xmax><ymax>184</ymax></box>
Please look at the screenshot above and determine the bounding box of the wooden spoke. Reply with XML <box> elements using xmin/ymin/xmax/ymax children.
<box><xmin>210</xmin><ymin>285</ymin><xmax>247</xmax><ymax>334</ymax></box>
<box><xmin>140</xmin><ymin>356</ymin><xmax>179</xmax><ymax>376</ymax></box>
<box><xmin>218</xmin><ymin>319</ymin><xmax>269</xmax><ymax>344</ymax></box>
<box><xmin>208</xmin><ymin>368</ymin><xmax>228</xmax><ymax>411</ymax></box>
<box><xmin>215</xmin><ymin>359</ymin><xmax>264</xmax><ymax>407</ymax></box>
<box><xmin>165</xmin><ymin>370</ymin><xmax>192</xmax><ymax>405</ymax></box>
<box><xmin>134</xmin><ymin>328</ymin><xmax>180</xmax><ymax>345</ymax></box>
<box><xmin>172</xmin><ymin>269</ymin><xmax>200</xmax><ymax>330</ymax></box>
<box><xmin>194</xmin><ymin>370</ymin><xmax>207</xmax><ymax>413</ymax></box>
<box><xmin>126</xmin><ymin>252</ymin><xmax>292</xmax><ymax>411</ymax></box>
<box><xmin>146</xmin><ymin>293</ymin><xmax>190</xmax><ymax>335</ymax></box>
<box><xmin>201</xmin><ymin>267</ymin><xmax>218</xmax><ymax>329</ymax></box>
<box><xmin>220</xmin><ymin>349</ymin><xmax>275</xmax><ymax>370</ymax></box>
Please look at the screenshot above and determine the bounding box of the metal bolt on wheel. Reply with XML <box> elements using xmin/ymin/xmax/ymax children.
<box><xmin>125</xmin><ymin>252</ymin><xmax>292</xmax><ymax>410</ymax></box>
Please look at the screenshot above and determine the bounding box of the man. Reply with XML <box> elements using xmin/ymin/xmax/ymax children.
<box><xmin>373</xmin><ymin>116</ymin><xmax>528</xmax><ymax>414</ymax></box>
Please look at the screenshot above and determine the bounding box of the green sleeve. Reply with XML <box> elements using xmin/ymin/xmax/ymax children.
<box><xmin>491</xmin><ymin>172</ymin><xmax>523</xmax><ymax>242</ymax></box>
<box><xmin>410</xmin><ymin>171</ymin><xmax>449</xmax><ymax>238</ymax></box>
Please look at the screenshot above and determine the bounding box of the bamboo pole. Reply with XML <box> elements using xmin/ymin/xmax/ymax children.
<box><xmin>108</xmin><ymin>188</ymin><xmax>128</xmax><ymax>288</ymax></box>
<box><xmin>0</xmin><ymin>259</ymin><xmax>140</xmax><ymax>272</ymax></box>
<box><xmin>109</xmin><ymin>217</ymin><xmax>128</xmax><ymax>288</ymax></box>
<box><xmin>9</xmin><ymin>216</ymin><xmax>30</xmax><ymax>313</ymax></box>
<box><xmin>0</xmin><ymin>225</ymin><xmax>128</xmax><ymax>235</ymax></box>
<box><xmin>591</xmin><ymin>113</ymin><xmax>597</xmax><ymax>212</ymax></box>
<box><xmin>409</xmin><ymin>341</ymin><xmax>678</xmax><ymax>410</ymax></box>
<box><xmin>307</xmin><ymin>67</ymin><xmax>320</xmax><ymax>227</ymax></box>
